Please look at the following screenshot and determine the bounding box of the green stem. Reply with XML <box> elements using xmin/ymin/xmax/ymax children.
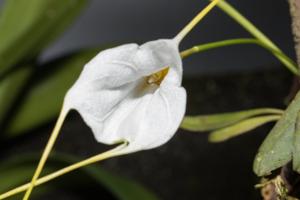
<box><xmin>213</xmin><ymin>0</ymin><xmax>299</xmax><ymax>75</ymax></box>
<box><xmin>181</xmin><ymin>38</ymin><xmax>295</xmax><ymax>69</ymax></box>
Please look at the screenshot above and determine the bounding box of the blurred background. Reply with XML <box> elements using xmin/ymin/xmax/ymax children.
<box><xmin>0</xmin><ymin>0</ymin><xmax>296</xmax><ymax>200</ymax></box>
<box><xmin>0</xmin><ymin>0</ymin><xmax>295</xmax><ymax>75</ymax></box>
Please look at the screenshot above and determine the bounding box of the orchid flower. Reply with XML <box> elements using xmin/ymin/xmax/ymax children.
<box><xmin>62</xmin><ymin>0</ymin><xmax>221</xmax><ymax>154</ymax></box>
<box><xmin>0</xmin><ymin>1</ymin><xmax>221</xmax><ymax>200</ymax></box>
<box><xmin>64</xmin><ymin>39</ymin><xmax>186</xmax><ymax>153</ymax></box>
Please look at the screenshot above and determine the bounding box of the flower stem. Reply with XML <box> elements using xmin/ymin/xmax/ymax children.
<box><xmin>214</xmin><ymin>0</ymin><xmax>299</xmax><ymax>75</ymax></box>
<box><xmin>0</xmin><ymin>144</ymin><xmax>126</xmax><ymax>200</ymax></box>
<box><xmin>180</xmin><ymin>38</ymin><xmax>296</xmax><ymax>71</ymax></box>
<box><xmin>174</xmin><ymin>0</ymin><xmax>220</xmax><ymax>44</ymax></box>
<box><xmin>22</xmin><ymin>107</ymin><xmax>68</xmax><ymax>200</ymax></box>
<box><xmin>181</xmin><ymin>38</ymin><xmax>256</xmax><ymax>58</ymax></box>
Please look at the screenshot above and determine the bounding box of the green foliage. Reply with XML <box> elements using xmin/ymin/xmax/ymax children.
<box><xmin>254</xmin><ymin>91</ymin><xmax>300</xmax><ymax>176</ymax></box>
<box><xmin>0</xmin><ymin>0</ymin><xmax>88</xmax><ymax>137</ymax></box>
<box><xmin>0</xmin><ymin>0</ymin><xmax>87</xmax><ymax>75</ymax></box>
<box><xmin>209</xmin><ymin>115</ymin><xmax>280</xmax><ymax>142</ymax></box>
<box><xmin>0</xmin><ymin>67</ymin><xmax>31</xmax><ymax>122</ymax></box>
<box><xmin>6</xmin><ymin>50</ymin><xmax>100</xmax><ymax>136</ymax></box>
<box><xmin>0</xmin><ymin>153</ymin><xmax>159</xmax><ymax>200</ymax></box>
<box><xmin>181</xmin><ymin>108</ymin><xmax>283</xmax><ymax>132</ymax></box>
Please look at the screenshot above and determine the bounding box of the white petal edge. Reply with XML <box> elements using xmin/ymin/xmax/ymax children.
<box><xmin>64</xmin><ymin>38</ymin><xmax>185</xmax><ymax>153</ymax></box>
<box><xmin>98</xmin><ymin>82</ymin><xmax>187</xmax><ymax>154</ymax></box>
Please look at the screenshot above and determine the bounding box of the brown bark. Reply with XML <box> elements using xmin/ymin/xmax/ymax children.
<box><xmin>289</xmin><ymin>0</ymin><xmax>300</xmax><ymax>66</ymax></box>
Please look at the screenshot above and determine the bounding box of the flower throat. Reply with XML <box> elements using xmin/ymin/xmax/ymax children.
<box><xmin>147</xmin><ymin>68</ymin><xmax>169</xmax><ymax>85</ymax></box>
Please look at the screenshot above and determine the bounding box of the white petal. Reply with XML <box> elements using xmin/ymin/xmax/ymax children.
<box><xmin>134</xmin><ymin>39</ymin><xmax>182</xmax><ymax>76</ymax></box>
<box><xmin>64</xmin><ymin>38</ymin><xmax>185</xmax><ymax>152</ymax></box>
<box><xmin>72</xmin><ymin>43</ymin><xmax>140</xmax><ymax>89</ymax></box>
<box><xmin>126</xmin><ymin>84</ymin><xmax>186</xmax><ymax>153</ymax></box>
<box><xmin>98</xmin><ymin>82</ymin><xmax>186</xmax><ymax>153</ymax></box>
<box><xmin>66</xmin><ymin>80</ymin><xmax>141</xmax><ymax>144</ymax></box>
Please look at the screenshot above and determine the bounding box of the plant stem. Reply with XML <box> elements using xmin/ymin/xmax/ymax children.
<box><xmin>180</xmin><ymin>38</ymin><xmax>296</xmax><ymax>69</ymax></box>
<box><xmin>22</xmin><ymin>107</ymin><xmax>68</xmax><ymax>200</ymax></box>
<box><xmin>214</xmin><ymin>0</ymin><xmax>299</xmax><ymax>75</ymax></box>
<box><xmin>0</xmin><ymin>144</ymin><xmax>126</xmax><ymax>200</ymax></box>
<box><xmin>174</xmin><ymin>0</ymin><xmax>220</xmax><ymax>44</ymax></box>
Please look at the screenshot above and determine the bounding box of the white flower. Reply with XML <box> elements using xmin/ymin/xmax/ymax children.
<box><xmin>64</xmin><ymin>39</ymin><xmax>186</xmax><ymax>153</ymax></box>
<box><xmin>19</xmin><ymin>2</ymin><xmax>221</xmax><ymax>200</ymax></box>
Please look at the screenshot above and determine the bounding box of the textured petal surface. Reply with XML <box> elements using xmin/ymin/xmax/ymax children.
<box><xmin>123</xmin><ymin>84</ymin><xmax>186</xmax><ymax>152</ymax></box>
<box><xmin>64</xmin><ymin>39</ymin><xmax>186</xmax><ymax>152</ymax></box>
<box><xmin>100</xmin><ymin>82</ymin><xmax>186</xmax><ymax>152</ymax></box>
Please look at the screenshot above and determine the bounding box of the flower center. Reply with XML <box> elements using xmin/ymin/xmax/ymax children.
<box><xmin>147</xmin><ymin>68</ymin><xmax>169</xmax><ymax>85</ymax></box>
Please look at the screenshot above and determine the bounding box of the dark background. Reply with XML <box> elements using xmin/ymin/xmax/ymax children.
<box><xmin>0</xmin><ymin>0</ymin><xmax>297</xmax><ymax>199</ymax></box>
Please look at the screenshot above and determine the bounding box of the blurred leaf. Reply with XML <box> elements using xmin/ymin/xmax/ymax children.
<box><xmin>0</xmin><ymin>67</ymin><xmax>31</xmax><ymax>122</ymax></box>
<box><xmin>180</xmin><ymin>108</ymin><xmax>283</xmax><ymax>132</ymax></box>
<box><xmin>209</xmin><ymin>115</ymin><xmax>281</xmax><ymax>143</ymax></box>
<box><xmin>0</xmin><ymin>0</ymin><xmax>87</xmax><ymax>75</ymax></box>
<box><xmin>0</xmin><ymin>153</ymin><xmax>160</xmax><ymax>200</ymax></box>
<box><xmin>6</xmin><ymin>49</ymin><xmax>100</xmax><ymax>136</ymax></box>
<box><xmin>253</xmin><ymin>91</ymin><xmax>300</xmax><ymax>176</ymax></box>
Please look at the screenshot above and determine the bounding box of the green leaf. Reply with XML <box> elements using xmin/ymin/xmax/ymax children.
<box><xmin>0</xmin><ymin>0</ymin><xmax>87</xmax><ymax>75</ymax></box>
<box><xmin>6</xmin><ymin>49</ymin><xmax>100</xmax><ymax>136</ymax></box>
<box><xmin>180</xmin><ymin>108</ymin><xmax>283</xmax><ymax>132</ymax></box>
<box><xmin>0</xmin><ymin>67</ymin><xmax>32</xmax><ymax>123</ymax></box>
<box><xmin>253</xmin><ymin>92</ymin><xmax>300</xmax><ymax>176</ymax></box>
<box><xmin>293</xmin><ymin>112</ymin><xmax>300</xmax><ymax>173</ymax></box>
<box><xmin>0</xmin><ymin>153</ymin><xmax>160</xmax><ymax>200</ymax></box>
<box><xmin>209</xmin><ymin>115</ymin><xmax>281</xmax><ymax>143</ymax></box>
